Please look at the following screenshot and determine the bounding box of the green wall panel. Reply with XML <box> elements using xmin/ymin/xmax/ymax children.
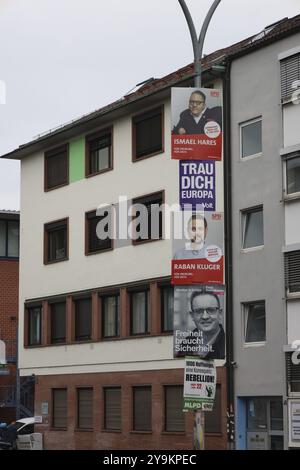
<box><xmin>69</xmin><ymin>137</ymin><xmax>85</xmax><ymax>183</ymax></box>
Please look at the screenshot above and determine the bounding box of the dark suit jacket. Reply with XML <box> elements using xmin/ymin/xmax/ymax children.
<box><xmin>173</xmin><ymin>106</ymin><xmax>222</xmax><ymax>135</ymax></box>
<box><xmin>176</xmin><ymin>325</ymin><xmax>225</xmax><ymax>360</ymax></box>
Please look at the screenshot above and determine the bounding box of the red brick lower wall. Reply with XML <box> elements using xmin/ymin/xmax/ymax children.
<box><xmin>34</xmin><ymin>367</ymin><xmax>227</xmax><ymax>450</ymax></box>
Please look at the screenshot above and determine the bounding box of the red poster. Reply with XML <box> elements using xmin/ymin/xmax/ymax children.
<box><xmin>171</xmin><ymin>87</ymin><xmax>223</xmax><ymax>161</ymax></box>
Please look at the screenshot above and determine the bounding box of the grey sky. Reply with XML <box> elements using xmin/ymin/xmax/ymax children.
<box><xmin>0</xmin><ymin>0</ymin><xmax>299</xmax><ymax>210</ymax></box>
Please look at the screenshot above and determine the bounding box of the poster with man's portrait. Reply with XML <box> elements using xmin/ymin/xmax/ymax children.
<box><xmin>171</xmin><ymin>87</ymin><xmax>223</xmax><ymax>160</ymax></box>
<box><xmin>173</xmin><ymin>285</ymin><xmax>226</xmax><ymax>360</ymax></box>
<box><xmin>172</xmin><ymin>211</ymin><xmax>224</xmax><ymax>285</ymax></box>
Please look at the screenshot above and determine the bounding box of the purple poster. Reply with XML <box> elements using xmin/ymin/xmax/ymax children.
<box><xmin>180</xmin><ymin>161</ymin><xmax>216</xmax><ymax>211</ymax></box>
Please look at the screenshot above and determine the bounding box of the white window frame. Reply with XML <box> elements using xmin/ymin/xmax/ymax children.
<box><xmin>283</xmin><ymin>152</ymin><xmax>300</xmax><ymax>202</ymax></box>
<box><xmin>242</xmin><ymin>301</ymin><xmax>266</xmax><ymax>348</ymax></box>
<box><xmin>241</xmin><ymin>206</ymin><xmax>264</xmax><ymax>253</ymax></box>
<box><xmin>240</xmin><ymin>117</ymin><xmax>263</xmax><ymax>161</ymax></box>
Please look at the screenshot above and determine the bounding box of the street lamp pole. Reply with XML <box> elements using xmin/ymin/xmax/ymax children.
<box><xmin>178</xmin><ymin>0</ymin><xmax>222</xmax><ymax>87</ymax></box>
<box><xmin>177</xmin><ymin>0</ymin><xmax>222</xmax><ymax>451</ymax></box>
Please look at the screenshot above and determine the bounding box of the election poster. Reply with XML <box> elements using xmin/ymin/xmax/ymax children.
<box><xmin>184</xmin><ymin>358</ymin><xmax>217</xmax><ymax>411</ymax></box>
<box><xmin>172</xmin><ymin>211</ymin><xmax>224</xmax><ymax>285</ymax></box>
<box><xmin>180</xmin><ymin>160</ymin><xmax>216</xmax><ymax>211</ymax></box>
<box><xmin>173</xmin><ymin>285</ymin><xmax>226</xmax><ymax>360</ymax></box>
<box><xmin>171</xmin><ymin>87</ymin><xmax>223</xmax><ymax>160</ymax></box>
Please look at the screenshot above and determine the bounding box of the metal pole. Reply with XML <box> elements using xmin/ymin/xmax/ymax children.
<box><xmin>16</xmin><ymin>326</ymin><xmax>20</xmax><ymax>419</ymax></box>
<box><xmin>178</xmin><ymin>0</ymin><xmax>221</xmax><ymax>87</ymax></box>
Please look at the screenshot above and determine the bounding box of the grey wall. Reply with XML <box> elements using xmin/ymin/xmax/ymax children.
<box><xmin>230</xmin><ymin>32</ymin><xmax>300</xmax><ymax>399</ymax></box>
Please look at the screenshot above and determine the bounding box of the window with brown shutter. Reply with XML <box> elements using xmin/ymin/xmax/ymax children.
<box><xmin>77</xmin><ymin>388</ymin><xmax>93</xmax><ymax>429</ymax></box>
<box><xmin>52</xmin><ymin>389</ymin><xmax>67</xmax><ymax>429</ymax></box>
<box><xmin>104</xmin><ymin>387</ymin><xmax>121</xmax><ymax>431</ymax></box>
<box><xmin>132</xmin><ymin>106</ymin><xmax>163</xmax><ymax>161</ymax></box>
<box><xmin>284</xmin><ymin>250</ymin><xmax>300</xmax><ymax>294</ymax></box>
<box><xmin>85</xmin><ymin>210</ymin><xmax>113</xmax><ymax>255</ymax></box>
<box><xmin>44</xmin><ymin>218</ymin><xmax>68</xmax><ymax>264</ymax></box>
<box><xmin>50</xmin><ymin>301</ymin><xmax>66</xmax><ymax>344</ymax></box>
<box><xmin>205</xmin><ymin>385</ymin><xmax>222</xmax><ymax>434</ymax></box>
<box><xmin>164</xmin><ymin>385</ymin><xmax>185</xmax><ymax>432</ymax></box>
<box><xmin>74</xmin><ymin>298</ymin><xmax>92</xmax><ymax>341</ymax></box>
<box><xmin>132</xmin><ymin>191</ymin><xmax>164</xmax><ymax>244</ymax></box>
<box><xmin>45</xmin><ymin>145</ymin><xmax>69</xmax><ymax>191</ymax></box>
<box><xmin>133</xmin><ymin>386</ymin><xmax>151</xmax><ymax>431</ymax></box>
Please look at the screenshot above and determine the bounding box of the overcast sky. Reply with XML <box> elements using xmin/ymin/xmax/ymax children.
<box><xmin>0</xmin><ymin>0</ymin><xmax>299</xmax><ymax>210</ymax></box>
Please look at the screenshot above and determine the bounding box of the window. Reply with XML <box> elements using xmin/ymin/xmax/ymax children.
<box><xmin>86</xmin><ymin>129</ymin><xmax>112</xmax><ymax>177</ymax></box>
<box><xmin>130</xmin><ymin>290</ymin><xmax>149</xmax><ymax>335</ymax></box>
<box><xmin>85</xmin><ymin>210</ymin><xmax>113</xmax><ymax>255</ymax></box>
<box><xmin>161</xmin><ymin>286</ymin><xmax>174</xmax><ymax>332</ymax></box>
<box><xmin>44</xmin><ymin>218</ymin><xmax>68</xmax><ymax>264</ymax></box>
<box><xmin>74</xmin><ymin>297</ymin><xmax>92</xmax><ymax>341</ymax></box>
<box><xmin>0</xmin><ymin>219</ymin><xmax>19</xmax><ymax>258</ymax></box>
<box><xmin>133</xmin><ymin>386</ymin><xmax>151</xmax><ymax>431</ymax></box>
<box><xmin>132</xmin><ymin>191</ymin><xmax>163</xmax><ymax>244</ymax></box>
<box><xmin>45</xmin><ymin>145</ymin><xmax>69</xmax><ymax>190</ymax></box>
<box><xmin>50</xmin><ymin>301</ymin><xmax>66</xmax><ymax>344</ymax></box>
<box><xmin>104</xmin><ymin>387</ymin><xmax>121</xmax><ymax>431</ymax></box>
<box><xmin>28</xmin><ymin>306</ymin><xmax>42</xmax><ymax>346</ymax></box>
<box><xmin>286</xmin><ymin>353</ymin><xmax>300</xmax><ymax>393</ymax></box>
<box><xmin>244</xmin><ymin>301</ymin><xmax>266</xmax><ymax>344</ymax></box>
<box><xmin>102</xmin><ymin>295</ymin><xmax>120</xmax><ymax>338</ymax></box>
<box><xmin>240</xmin><ymin>119</ymin><xmax>262</xmax><ymax>159</ymax></box>
<box><xmin>165</xmin><ymin>386</ymin><xmax>185</xmax><ymax>432</ymax></box>
<box><xmin>77</xmin><ymin>388</ymin><xmax>93</xmax><ymax>429</ymax></box>
<box><xmin>242</xmin><ymin>207</ymin><xmax>264</xmax><ymax>249</ymax></box>
<box><xmin>286</xmin><ymin>154</ymin><xmax>300</xmax><ymax>195</ymax></box>
<box><xmin>52</xmin><ymin>389</ymin><xmax>67</xmax><ymax>428</ymax></box>
<box><xmin>280</xmin><ymin>53</ymin><xmax>300</xmax><ymax>103</ymax></box>
<box><xmin>132</xmin><ymin>106</ymin><xmax>163</xmax><ymax>160</ymax></box>
<box><xmin>284</xmin><ymin>251</ymin><xmax>300</xmax><ymax>294</ymax></box>
<box><xmin>205</xmin><ymin>385</ymin><xmax>222</xmax><ymax>434</ymax></box>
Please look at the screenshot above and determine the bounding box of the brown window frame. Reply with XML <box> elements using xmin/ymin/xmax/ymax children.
<box><xmin>85</xmin><ymin>127</ymin><xmax>113</xmax><ymax>178</ymax></box>
<box><xmin>161</xmin><ymin>285</ymin><xmax>174</xmax><ymax>333</ymax></box>
<box><xmin>132</xmin><ymin>386</ymin><xmax>152</xmax><ymax>432</ymax></box>
<box><xmin>129</xmin><ymin>288</ymin><xmax>150</xmax><ymax>336</ymax></box>
<box><xmin>131</xmin><ymin>190</ymin><xmax>164</xmax><ymax>245</ymax></box>
<box><xmin>132</xmin><ymin>105</ymin><xmax>164</xmax><ymax>162</ymax></box>
<box><xmin>164</xmin><ymin>385</ymin><xmax>185</xmax><ymax>433</ymax></box>
<box><xmin>85</xmin><ymin>209</ymin><xmax>114</xmax><ymax>256</ymax></box>
<box><xmin>52</xmin><ymin>388</ymin><xmax>68</xmax><ymax>429</ymax></box>
<box><xmin>44</xmin><ymin>144</ymin><xmax>69</xmax><ymax>192</ymax></box>
<box><xmin>50</xmin><ymin>300</ymin><xmax>67</xmax><ymax>345</ymax></box>
<box><xmin>27</xmin><ymin>305</ymin><xmax>42</xmax><ymax>347</ymax></box>
<box><xmin>103</xmin><ymin>387</ymin><xmax>122</xmax><ymax>431</ymax></box>
<box><xmin>74</xmin><ymin>296</ymin><xmax>92</xmax><ymax>342</ymax></box>
<box><xmin>44</xmin><ymin>218</ymin><xmax>69</xmax><ymax>265</ymax></box>
<box><xmin>77</xmin><ymin>387</ymin><xmax>93</xmax><ymax>430</ymax></box>
<box><xmin>0</xmin><ymin>218</ymin><xmax>20</xmax><ymax>259</ymax></box>
<box><xmin>102</xmin><ymin>293</ymin><xmax>120</xmax><ymax>339</ymax></box>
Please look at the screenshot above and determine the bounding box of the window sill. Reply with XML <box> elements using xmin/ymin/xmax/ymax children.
<box><xmin>132</xmin><ymin>237</ymin><xmax>163</xmax><ymax>246</ymax></box>
<box><xmin>240</xmin><ymin>152</ymin><xmax>262</xmax><ymax>162</ymax></box>
<box><xmin>241</xmin><ymin>245</ymin><xmax>264</xmax><ymax>254</ymax></box>
<box><xmin>44</xmin><ymin>181</ymin><xmax>69</xmax><ymax>193</ymax></box>
<box><xmin>132</xmin><ymin>149</ymin><xmax>164</xmax><ymax>163</ymax></box>
<box><xmin>101</xmin><ymin>429</ymin><xmax>122</xmax><ymax>434</ymax></box>
<box><xmin>0</xmin><ymin>256</ymin><xmax>19</xmax><ymax>261</ymax></box>
<box><xmin>74</xmin><ymin>428</ymin><xmax>94</xmax><ymax>433</ymax></box>
<box><xmin>161</xmin><ymin>431</ymin><xmax>185</xmax><ymax>436</ymax></box>
<box><xmin>44</xmin><ymin>257</ymin><xmax>69</xmax><ymax>265</ymax></box>
<box><xmin>130</xmin><ymin>430</ymin><xmax>152</xmax><ymax>435</ymax></box>
<box><xmin>283</xmin><ymin>193</ymin><xmax>300</xmax><ymax>204</ymax></box>
<box><xmin>243</xmin><ymin>341</ymin><xmax>266</xmax><ymax>348</ymax></box>
<box><xmin>86</xmin><ymin>167</ymin><xmax>113</xmax><ymax>179</ymax></box>
<box><xmin>85</xmin><ymin>246</ymin><xmax>113</xmax><ymax>256</ymax></box>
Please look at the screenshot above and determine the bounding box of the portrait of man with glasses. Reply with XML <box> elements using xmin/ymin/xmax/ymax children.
<box><xmin>172</xmin><ymin>89</ymin><xmax>222</xmax><ymax>136</ymax></box>
<box><xmin>174</xmin><ymin>285</ymin><xmax>225</xmax><ymax>360</ymax></box>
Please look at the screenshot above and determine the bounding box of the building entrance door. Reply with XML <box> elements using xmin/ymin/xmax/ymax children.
<box><xmin>246</xmin><ymin>398</ymin><xmax>284</xmax><ymax>450</ymax></box>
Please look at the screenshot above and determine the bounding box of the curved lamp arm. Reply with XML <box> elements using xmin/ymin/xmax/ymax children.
<box><xmin>178</xmin><ymin>0</ymin><xmax>222</xmax><ymax>87</ymax></box>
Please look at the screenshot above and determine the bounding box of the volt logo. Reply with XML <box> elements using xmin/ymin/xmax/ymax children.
<box><xmin>291</xmin><ymin>340</ymin><xmax>300</xmax><ymax>365</ymax></box>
